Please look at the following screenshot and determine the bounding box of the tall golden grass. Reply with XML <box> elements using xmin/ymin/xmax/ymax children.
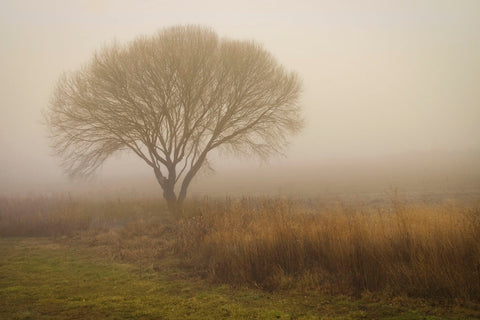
<box><xmin>176</xmin><ymin>197</ymin><xmax>480</xmax><ymax>299</ymax></box>
<box><xmin>1</xmin><ymin>194</ymin><xmax>479</xmax><ymax>300</ymax></box>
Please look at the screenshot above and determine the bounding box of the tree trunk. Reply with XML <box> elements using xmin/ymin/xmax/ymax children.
<box><xmin>162</xmin><ymin>183</ymin><xmax>178</xmax><ymax>214</ymax></box>
<box><xmin>177</xmin><ymin>152</ymin><xmax>207</xmax><ymax>204</ymax></box>
<box><xmin>154</xmin><ymin>166</ymin><xmax>180</xmax><ymax>214</ymax></box>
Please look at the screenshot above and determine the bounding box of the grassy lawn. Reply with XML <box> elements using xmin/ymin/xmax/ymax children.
<box><xmin>1</xmin><ymin>238</ymin><xmax>479</xmax><ymax>319</ymax></box>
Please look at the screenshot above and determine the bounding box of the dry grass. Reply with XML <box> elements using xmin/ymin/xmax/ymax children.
<box><xmin>176</xmin><ymin>197</ymin><xmax>480</xmax><ymax>300</ymax></box>
<box><xmin>0</xmin><ymin>196</ymin><xmax>167</xmax><ymax>237</ymax></box>
<box><xmin>0</xmin><ymin>196</ymin><xmax>177</xmax><ymax>266</ymax></box>
<box><xmin>1</xmin><ymin>194</ymin><xmax>479</xmax><ymax>301</ymax></box>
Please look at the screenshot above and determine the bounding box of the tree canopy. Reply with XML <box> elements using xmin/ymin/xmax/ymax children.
<box><xmin>45</xmin><ymin>25</ymin><xmax>303</xmax><ymax>211</ymax></box>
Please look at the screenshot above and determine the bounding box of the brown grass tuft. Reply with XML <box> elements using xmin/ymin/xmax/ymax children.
<box><xmin>176</xmin><ymin>197</ymin><xmax>480</xmax><ymax>299</ymax></box>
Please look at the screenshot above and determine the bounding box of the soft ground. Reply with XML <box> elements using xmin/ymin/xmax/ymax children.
<box><xmin>1</xmin><ymin>237</ymin><xmax>479</xmax><ymax>320</ymax></box>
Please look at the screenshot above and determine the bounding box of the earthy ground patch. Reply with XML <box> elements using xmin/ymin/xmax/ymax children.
<box><xmin>1</xmin><ymin>238</ymin><xmax>479</xmax><ymax>319</ymax></box>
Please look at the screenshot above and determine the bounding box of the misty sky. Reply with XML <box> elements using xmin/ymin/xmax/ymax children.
<box><xmin>1</xmin><ymin>0</ymin><xmax>479</xmax><ymax>194</ymax></box>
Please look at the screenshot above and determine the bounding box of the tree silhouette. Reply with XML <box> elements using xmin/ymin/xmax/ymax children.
<box><xmin>45</xmin><ymin>26</ymin><xmax>303</xmax><ymax>212</ymax></box>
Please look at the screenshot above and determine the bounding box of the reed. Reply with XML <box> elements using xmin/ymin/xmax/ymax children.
<box><xmin>2</xmin><ymin>194</ymin><xmax>479</xmax><ymax>300</ymax></box>
<box><xmin>176</xmin><ymin>197</ymin><xmax>480</xmax><ymax>299</ymax></box>
<box><xmin>0</xmin><ymin>196</ymin><xmax>166</xmax><ymax>237</ymax></box>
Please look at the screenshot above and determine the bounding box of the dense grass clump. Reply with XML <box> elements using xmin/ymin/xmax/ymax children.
<box><xmin>176</xmin><ymin>198</ymin><xmax>480</xmax><ymax>299</ymax></box>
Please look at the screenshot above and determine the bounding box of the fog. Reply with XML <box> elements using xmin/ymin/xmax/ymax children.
<box><xmin>1</xmin><ymin>0</ymin><xmax>479</xmax><ymax>198</ymax></box>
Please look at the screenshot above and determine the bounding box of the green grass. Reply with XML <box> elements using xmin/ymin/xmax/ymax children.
<box><xmin>1</xmin><ymin>238</ymin><xmax>479</xmax><ymax>319</ymax></box>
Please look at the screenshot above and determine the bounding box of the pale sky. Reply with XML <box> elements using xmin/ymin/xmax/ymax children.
<box><xmin>1</xmin><ymin>0</ymin><xmax>479</xmax><ymax>194</ymax></box>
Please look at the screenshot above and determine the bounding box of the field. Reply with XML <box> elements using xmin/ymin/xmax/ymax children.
<box><xmin>1</xmin><ymin>194</ymin><xmax>480</xmax><ymax>319</ymax></box>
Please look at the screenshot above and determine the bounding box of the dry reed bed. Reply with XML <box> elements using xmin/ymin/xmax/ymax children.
<box><xmin>1</xmin><ymin>195</ymin><xmax>479</xmax><ymax>300</ymax></box>
<box><xmin>0</xmin><ymin>196</ymin><xmax>176</xmax><ymax>263</ymax></box>
<box><xmin>176</xmin><ymin>198</ymin><xmax>480</xmax><ymax>299</ymax></box>
<box><xmin>0</xmin><ymin>196</ymin><xmax>166</xmax><ymax>237</ymax></box>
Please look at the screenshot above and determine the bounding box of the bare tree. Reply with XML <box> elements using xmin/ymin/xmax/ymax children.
<box><xmin>45</xmin><ymin>26</ymin><xmax>303</xmax><ymax>212</ymax></box>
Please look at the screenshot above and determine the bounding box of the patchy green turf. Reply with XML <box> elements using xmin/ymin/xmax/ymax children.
<box><xmin>0</xmin><ymin>238</ymin><xmax>479</xmax><ymax>319</ymax></box>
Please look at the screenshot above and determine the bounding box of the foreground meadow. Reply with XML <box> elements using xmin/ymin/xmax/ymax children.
<box><xmin>1</xmin><ymin>194</ymin><xmax>479</xmax><ymax>319</ymax></box>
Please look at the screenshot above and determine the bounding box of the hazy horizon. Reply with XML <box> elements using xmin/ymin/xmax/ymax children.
<box><xmin>1</xmin><ymin>0</ymin><xmax>479</xmax><ymax>197</ymax></box>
